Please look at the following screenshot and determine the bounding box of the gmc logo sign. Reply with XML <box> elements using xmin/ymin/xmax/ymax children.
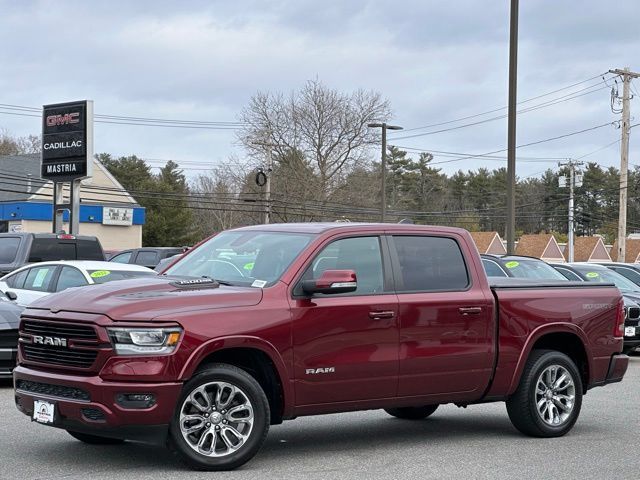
<box><xmin>46</xmin><ymin>112</ymin><xmax>80</xmax><ymax>127</ymax></box>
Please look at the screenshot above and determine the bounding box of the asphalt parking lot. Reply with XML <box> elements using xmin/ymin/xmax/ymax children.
<box><xmin>1</xmin><ymin>357</ymin><xmax>638</xmax><ymax>480</ymax></box>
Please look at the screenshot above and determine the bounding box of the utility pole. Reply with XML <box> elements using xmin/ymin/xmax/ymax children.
<box><xmin>252</xmin><ymin>137</ymin><xmax>275</xmax><ymax>224</ymax></box>
<box><xmin>559</xmin><ymin>160</ymin><xmax>583</xmax><ymax>262</ymax></box>
<box><xmin>367</xmin><ymin>122</ymin><xmax>403</xmax><ymax>222</ymax></box>
<box><xmin>506</xmin><ymin>0</ymin><xmax>519</xmax><ymax>254</ymax></box>
<box><xmin>609</xmin><ymin>67</ymin><xmax>640</xmax><ymax>261</ymax></box>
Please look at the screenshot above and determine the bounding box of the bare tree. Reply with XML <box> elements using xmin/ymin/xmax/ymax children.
<box><xmin>239</xmin><ymin>80</ymin><xmax>391</xmax><ymax>198</ymax></box>
<box><xmin>0</xmin><ymin>130</ymin><xmax>41</xmax><ymax>155</ymax></box>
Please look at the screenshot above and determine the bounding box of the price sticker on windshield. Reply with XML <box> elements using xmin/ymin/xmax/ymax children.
<box><xmin>585</xmin><ymin>272</ymin><xmax>599</xmax><ymax>279</ymax></box>
<box><xmin>505</xmin><ymin>261</ymin><xmax>519</xmax><ymax>269</ymax></box>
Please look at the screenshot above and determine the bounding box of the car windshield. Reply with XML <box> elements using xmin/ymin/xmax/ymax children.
<box><xmin>572</xmin><ymin>266</ymin><xmax>639</xmax><ymax>291</ymax></box>
<box><xmin>165</xmin><ymin>231</ymin><xmax>314</xmax><ymax>287</ymax></box>
<box><xmin>500</xmin><ymin>258</ymin><xmax>568</xmax><ymax>280</ymax></box>
<box><xmin>87</xmin><ymin>270</ymin><xmax>157</xmax><ymax>284</ymax></box>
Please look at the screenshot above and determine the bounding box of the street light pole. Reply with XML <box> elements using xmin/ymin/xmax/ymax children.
<box><xmin>368</xmin><ymin>122</ymin><xmax>403</xmax><ymax>222</ymax></box>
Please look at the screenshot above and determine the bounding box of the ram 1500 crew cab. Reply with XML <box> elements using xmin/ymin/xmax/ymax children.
<box><xmin>13</xmin><ymin>223</ymin><xmax>629</xmax><ymax>470</ymax></box>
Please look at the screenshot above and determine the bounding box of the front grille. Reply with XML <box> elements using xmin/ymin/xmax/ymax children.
<box><xmin>20</xmin><ymin>319</ymin><xmax>100</xmax><ymax>369</ymax></box>
<box><xmin>16</xmin><ymin>379</ymin><xmax>90</xmax><ymax>401</ymax></box>
<box><xmin>22</xmin><ymin>321</ymin><xmax>97</xmax><ymax>340</ymax></box>
<box><xmin>627</xmin><ymin>307</ymin><xmax>640</xmax><ymax>320</ymax></box>
<box><xmin>82</xmin><ymin>408</ymin><xmax>106</xmax><ymax>421</ymax></box>
<box><xmin>0</xmin><ymin>329</ymin><xmax>18</xmax><ymax>348</ymax></box>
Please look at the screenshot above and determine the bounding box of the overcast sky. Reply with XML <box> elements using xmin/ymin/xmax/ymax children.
<box><xmin>1</xmin><ymin>0</ymin><xmax>639</xmax><ymax>179</ymax></box>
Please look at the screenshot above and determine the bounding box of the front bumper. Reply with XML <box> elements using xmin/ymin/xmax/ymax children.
<box><xmin>13</xmin><ymin>365</ymin><xmax>183</xmax><ymax>443</ymax></box>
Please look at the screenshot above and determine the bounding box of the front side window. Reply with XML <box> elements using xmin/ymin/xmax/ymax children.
<box><xmin>166</xmin><ymin>231</ymin><xmax>314</xmax><ymax>287</ymax></box>
<box><xmin>393</xmin><ymin>236</ymin><xmax>469</xmax><ymax>292</ymax></box>
<box><xmin>555</xmin><ymin>268</ymin><xmax>582</xmax><ymax>281</ymax></box>
<box><xmin>299</xmin><ymin>236</ymin><xmax>384</xmax><ymax>295</ymax></box>
<box><xmin>56</xmin><ymin>266</ymin><xmax>89</xmax><ymax>292</ymax></box>
<box><xmin>0</xmin><ymin>237</ymin><xmax>21</xmax><ymax>264</ymax></box>
<box><xmin>24</xmin><ymin>266</ymin><xmax>56</xmax><ymax>292</ymax></box>
<box><xmin>611</xmin><ymin>267</ymin><xmax>640</xmax><ymax>287</ymax></box>
<box><xmin>135</xmin><ymin>251</ymin><xmax>159</xmax><ymax>266</ymax></box>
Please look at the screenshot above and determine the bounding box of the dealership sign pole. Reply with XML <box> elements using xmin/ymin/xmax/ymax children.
<box><xmin>41</xmin><ymin>100</ymin><xmax>93</xmax><ymax>235</ymax></box>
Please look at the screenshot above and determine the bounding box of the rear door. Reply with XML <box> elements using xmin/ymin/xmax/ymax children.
<box><xmin>290</xmin><ymin>234</ymin><xmax>399</xmax><ymax>405</ymax></box>
<box><xmin>389</xmin><ymin>234</ymin><xmax>494</xmax><ymax>398</ymax></box>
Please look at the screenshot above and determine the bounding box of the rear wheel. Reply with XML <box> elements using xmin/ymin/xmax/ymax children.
<box><xmin>67</xmin><ymin>431</ymin><xmax>125</xmax><ymax>445</ymax></box>
<box><xmin>385</xmin><ymin>404</ymin><xmax>439</xmax><ymax>420</ymax></box>
<box><xmin>168</xmin><ymin>363</ymin><xmax>270</xmax><ymax>471</ymax></box>
<box><xmin>506</xmin><ymin>350</ymin><xmax>582</xmax><ymax>437</ymax></box>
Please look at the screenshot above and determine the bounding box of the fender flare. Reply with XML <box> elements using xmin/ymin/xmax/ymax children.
<box><xmin>179</xmin><ymin>335</ymin><xmax>293</xmax><ymax>417</ymax></box>
<box><xmin>507</xmin><ymin>323</ymin><xmax>593</xmax><ymax>395</ymax></box>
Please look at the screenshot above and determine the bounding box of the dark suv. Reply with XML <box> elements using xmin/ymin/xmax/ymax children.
<box><xmin>0</xmin><ymin>233</ymin><xmax>105</xmax><ymax>276</ymax></box>
<box><xmin>108</xmin><ymin>247</ymin><xmax>183</xmax><ymax>269</ymax></box>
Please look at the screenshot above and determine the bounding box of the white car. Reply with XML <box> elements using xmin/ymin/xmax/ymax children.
<box><xmin>0</xmin><ymin>261</ymin><xmax>157</xmax><ymax>306</ymax></box>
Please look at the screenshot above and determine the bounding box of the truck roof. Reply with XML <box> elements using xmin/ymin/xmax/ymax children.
<box><xmin>231</xmin><ymin>222</ymin><xmax>469</xmax><ymax>235</ymax></box>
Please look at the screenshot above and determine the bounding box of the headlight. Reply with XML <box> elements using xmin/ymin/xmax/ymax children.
<box><xmin>107</xmin><ymin>327</ymin><xmax>182</xmax><ymax>355</ymax></box>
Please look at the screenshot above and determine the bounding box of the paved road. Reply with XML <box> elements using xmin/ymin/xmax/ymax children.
<box><xmin>1</xmin><ymin>357</ymin><xmax>638</xmax><ymax>480</ymax></box>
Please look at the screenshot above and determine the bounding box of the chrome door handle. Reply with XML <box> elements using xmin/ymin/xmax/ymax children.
<box><xmin>369</xmin><ymin>311</ymin><xmax>396</xmax><ymax>320</ymax></box>
<box><xmin>458</xmin><ymin>307</ymin><xmax>482</xmax><ymax>315</ymax></box>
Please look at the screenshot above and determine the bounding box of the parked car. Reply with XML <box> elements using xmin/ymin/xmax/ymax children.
<box><xmin>596</xmin><ymin>262</ymin><xmax>640</xmax><ymax>287</ymax></box>
<box><xmin>481</xmin><ymin>254</ymin><xmax>568</xmax><ymax>280</ymax></box>
<box><xmin>0</xmin><ymin>288</ymin><xmax>22</xmax><ymax>379</ymax></box>
<box><xmin>109</xmin><ymin>247</ymin><xmax>184</xmax><ymax>269</ymax></box>
<box><xmin>550</xmin><ymin>262</ymin><xmax>640</xmax><ymax>354</ymax></box>
<box><xmin>0</xmin><ymin>261</ymin><xmax>156</xmax><ymax>306</ymax></box>
<box><xmin>0</xmin><ymin>233</ymin><xmax>105</xmax><ymax>276</ymax></box>
<box><xmin>13</xmin><ymin>223</ymin><xmax>628</xmax><ymax>470</ymax></box>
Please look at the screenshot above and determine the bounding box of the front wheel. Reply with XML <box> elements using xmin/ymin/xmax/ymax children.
<box><xmin>506</xmin><ymin>350</ymin><xmax>583</xmax><ymax>437</ymax></box>
<box><xmin>385</xmin><ymin>404</ymin><xmax>439</xmax><ymax>420</ymax></box>
<box><xmin>168</xmin><ymin>363</ymin><xmax>270</xmax><ymax>471</ymax></box>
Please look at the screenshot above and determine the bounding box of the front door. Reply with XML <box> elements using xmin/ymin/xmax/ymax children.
<box><xmin>389</xmin><ymin>234</ymin><xmax>494</xmax><ymax>398</ymax></box>
<box><xmin>290</xmin><ymin>235</ymin><xmax>399</xmax><ymax>406</ymax></box>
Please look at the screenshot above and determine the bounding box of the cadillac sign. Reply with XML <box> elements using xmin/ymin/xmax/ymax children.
<box><xmin>41</xmin><ymin>100</ymin><xmax>93</xmax><ymax>180</ymax></box>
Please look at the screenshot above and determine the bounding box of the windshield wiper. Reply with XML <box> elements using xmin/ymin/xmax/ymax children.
<box><xmin>202</xmin><ymin>275</ymin><xmax>235</xmax><ymax>286</ymax></box>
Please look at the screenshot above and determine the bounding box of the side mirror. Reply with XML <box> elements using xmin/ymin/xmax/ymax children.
<box><xmin>5</xmin><ymin>291</ymin><xmax>18</xmax><ymax>301</ymax></box>
<box><xmin>301</xmin><ymin>270</ymin><xmax>357</xmax><ymax>295</ymax></box>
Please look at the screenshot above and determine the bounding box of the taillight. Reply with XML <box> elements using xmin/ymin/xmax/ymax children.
<box><xmin>614</xmin><ymin>299</ymin><xmax>625</xmax><ymax>337</ymax></box>
<box><xmin>57</xmin><ymin>234</ymin><xmax>76</xmax><ymax>239</ymax></box>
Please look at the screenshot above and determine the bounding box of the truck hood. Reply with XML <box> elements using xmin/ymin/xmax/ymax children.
<box><xmin>28</xmin><ymin>276</ymin><xmax>263</xmax><ymax>321</ymax></box>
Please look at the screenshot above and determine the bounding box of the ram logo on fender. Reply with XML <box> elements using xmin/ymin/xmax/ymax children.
<box><xmin>305</xmin><ymin>367</ymin><xmax>335</xmax><ymax>375</ymax></box>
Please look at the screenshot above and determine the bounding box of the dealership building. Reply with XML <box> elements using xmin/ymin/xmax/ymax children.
<box><xmin>0</xmin><ymin>153</ymin><xmax>145</xmax><ymax>250</ymax></box>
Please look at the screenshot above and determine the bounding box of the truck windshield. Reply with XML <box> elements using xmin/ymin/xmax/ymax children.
<box><xmin>165</xmin><ymin>231</ymin><xmax>314</xmax><ymax>287</ymax></box>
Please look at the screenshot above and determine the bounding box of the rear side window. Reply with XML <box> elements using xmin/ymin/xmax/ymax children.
<box><xmin>29</xmin><ymin>240</ymin><xmax>76</xmax><ymax>262</ymax></box>
<box><xmin>5</xmin><ymin>269</ymin><xmax>28</xmax><ymax>288</ymax></box>
<box><xmin>483</xmin><ymin>258</ymin><xmax>508</xmax><ymax>277</ymax></box>
<box><xmin>110</xmin><ymin>251</ymin><xmax>132</xmax><ymax>263</ymax></box>
<box><xmin>135</xmin><ymin>251</ymin><xmax>158</xmax><ymax>267</ymax></box>
<box><xmin>24</xmin><ymin>266</ymin><xmax>56</xmax><ymax>292</ymax></box>
<box><xmin>77</xmin><ymin>239</ymin><xmax>104</xmax><ymax>260</ymax></box>
<box><xmin>393</xmin><ymin>236</ymin><xmax>469</xmax><ymax>292</ymax></box>
<box><xmin>611</xmin><ymin>267</ymin><xmax>640</xmax><ymax>286</ymax></box>
<box><xmin>0</xmin><ymin>237</ymin><xmax>21</xmax><ymax>263</ymax></box>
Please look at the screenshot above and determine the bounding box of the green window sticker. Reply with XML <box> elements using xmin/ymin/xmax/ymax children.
<box><xmin>90</xmin><ymin>270</ymin><xmax>111</xmax><ymax>279</ymax></box>
<box><xmin>585</xmin><ymin>272</ymin><xmax>599</xmax><ymax>278</ymax></box>
<box><xmin>505</xmin><ymin>261</ymin><xmax>520</xmax><ymax>269</ymax></box>
<box><xmin>243</xmin><ymin>262</ymin><xmax>254</xmax><ymax>271</ymax></box>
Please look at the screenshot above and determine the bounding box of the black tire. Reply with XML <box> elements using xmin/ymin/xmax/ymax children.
<box><xmin>385</xmin><ymin>404</ymin><xmax>439</xmax><ymax>420</ymax></box>
<box><xmin>167</xmin><ymin>363</ymin><xmax>270</xmax><ymax>471</ymax></box>
<box><xmin>67</xmin><ymin>430</ymin><xmax>125</xmax><ymax>445</ymax></box>
<box><xmin>506</xmin><ymin>349</ymin><xmax>583</xmax><ymax>437</ymax></box>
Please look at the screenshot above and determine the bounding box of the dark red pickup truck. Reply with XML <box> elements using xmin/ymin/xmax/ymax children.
<box><xmin>13</xmin><ymin>223</ymin><xmax>629</xmax><ymax>470</ymax></box>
